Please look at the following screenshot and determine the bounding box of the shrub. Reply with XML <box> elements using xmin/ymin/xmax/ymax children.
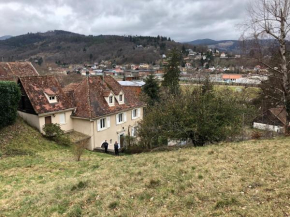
<box><xmin>43</xmin><ymin>123</ymin><xmax>63</xmax><ymax>138</ymax></box>
<box><xmin>251</xmin><ymin>130</ymin><xmax>262</xmax><ymax>140</ymax></box>
<box><xmin>0</xmin><ymin>81</ymin><xmax>21</xmax><ymax>129</ymax></box>
<box><xmin>55</xmin><ymin>135</ymin><xmax>72</xmax><ymax>147</ymax></box>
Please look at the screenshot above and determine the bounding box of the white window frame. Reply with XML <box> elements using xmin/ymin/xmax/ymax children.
<box><xmin>131</xmin><ymin>126</ymin><xmax>136</xmax><ymax>137</ymax></box>
<box><xmin>116</xmin><ymin>112</ymin><xmax>127</xmax><ymax>125</ymax></box>
<box><xmin>109</xmin><ymin>96</ymin><xmax>113</xmax><ymax>104</ymax></box>
<box><xmin>100</xmin><ymin>118</ymin><xmax>106</xmax><ymax>129</ymax></box>
<box><xmin>132</xmin><ymin>108</ymin><xmax>141</xmax><ymax>120</ymax></box>
<box><xmin>118</xmin><ymin>113</ymin><xmax>123</xmax><ymax>123</ymax></box>
<box><xmin>59</xmin><ymin>113</ymin><xmax>66</xmax><ymax>125</ymax></box>
<box><xmin>119</xmin><ymin>94</ymin><xmax>123</xmax><ymax>102</ymax></box>
<box><xmin>97</xmin><ymin>117</ymin><xmax>110</xmax><ymax>131</ymax></box>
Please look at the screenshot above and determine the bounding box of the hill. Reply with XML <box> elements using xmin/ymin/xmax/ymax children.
<box><xmin>0</xmin><ymin>35</ymin><xmax>12</xmax><ymax>41</ymax></box>
<box><xmin>186</xmin><ymin>39</ymin><xmax>240</xmax><ymax>52</ymax></box>
<box><xmin>1</xmin><ymin>119</ymin><xmax>290</xmax><ymax>216</ymax></box>
<box><xmin>0</xmin><ymin>30</ymin><xmax>194</xmax><ymax>65</ymax></box>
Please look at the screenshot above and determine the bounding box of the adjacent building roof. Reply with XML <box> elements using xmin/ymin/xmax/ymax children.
<box><xmin>0</xmin><ymin>62</ymin><xmax>39</xmax><ymax>81</ymax></box>
<box><xmin>19</xmin><ymin>76</ymin><xmax>75</xmax><ymax>115</ymax></box>
<box><xmin>73</xmin><ymin>76</ymin><xmax>145</xmax><ymax>119</ymax></box>
<box><xmin>118</xmin><ymin>81</ymin><xmax>145</xmax><ymax>87</ymax></box>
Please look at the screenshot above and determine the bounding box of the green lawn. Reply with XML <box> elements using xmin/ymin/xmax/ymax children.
<box><xmin>0</xmin><ymin>119</ymin><xmax>290</xmax><ymax>216</ymax></box>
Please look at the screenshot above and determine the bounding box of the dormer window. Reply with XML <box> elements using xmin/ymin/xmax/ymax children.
<box><xmin>44</xmin><ymin>92</ymin><xmax>57</xmax><ymax>104</ymax></box>
<box><xmin>117</xmin><ymin>91</ymin><xmax>125</xmax><ymax>105</ymax></box>
<box><xmin>109</xmin><ymin>96</ymin><xmax>113</xmax><ymax>104</ymax></box>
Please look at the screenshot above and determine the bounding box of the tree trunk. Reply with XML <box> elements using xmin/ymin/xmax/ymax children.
<box><xmin>279</xmin><ymin>10</ymin><xmax>290</xmax><ymax>135</ymax></box>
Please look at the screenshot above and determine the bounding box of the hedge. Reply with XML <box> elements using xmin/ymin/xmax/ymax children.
<box><xmin>0</xmin><ymin>81</ymin><xmax>21</xmax><ymax>129</ymax></box>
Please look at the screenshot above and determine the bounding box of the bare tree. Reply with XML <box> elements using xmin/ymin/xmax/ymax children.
<box><xmin>243</xmin><ymin>0</ymin><xmax>290</xmax><ymax>134</ymax></box>
<box><xmin>73</xmin><ymin>139</ymin><xmax>89</xmax><ymax>161</ymax></box>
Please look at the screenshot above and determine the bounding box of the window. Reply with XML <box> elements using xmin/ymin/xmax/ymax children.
<box><xmin>109</xmin><ymin>96</ymin><xmax>113</xmax><ymax>104</ymax></box>
<box><xmin>97</xmin><ymin>117</ymin><xmax>110</xmax><ymax>131</ymax></box>
<box><xmin>116</xmin><ymin>112</ymin><xmax>126</xmax><ymax>124</ymax></box>
<box><xmin>118</xmin><ymin>113</ymin><xmax>123</xmax><ymax>123</ymax></box>
<box><xmin>59</xmin><ymin>113</ymin><xmax>66</xmax><ymax>124</ymax></box>
<box><xmin>132</xmin><ymin>108</ymin><xmax>140</xmax><ymax>119</ymax></box>
<box><xmin>131</xmin><ymin>127</ymin><xmax>136</xmax><ymax>137</ymax></box>
<box><xmin>49</xmin><ymin>96</ymin><xmax>55</xmax><ymax>100</ymax></box>
<box><xmin>119</xmin><ymin>94</ymin><xmax>123</xmax><ymax>101</ymax></box>
<box><xmin>100</xmin><ymin>118</ymin><xmax>106</xmax><ymax>129</ymax></box>
<box><xmin>132</xmin><ymin>109</ymin><xmax>137</xmax><ymax>118</ymax></box>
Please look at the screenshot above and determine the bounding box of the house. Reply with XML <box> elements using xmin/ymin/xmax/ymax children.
<box><xmin>18</xmin><ymin>75</ymin><xmax>145</xmax><ymax>151</ymax></box>
<box><xmin>222</xmin><ymin>74</ymin><xmax>242</xmax><ymax>83</ymax></box>
<box><xmin>18</xmin><ymin>76</ymin><xmax>75</xmax><ymax>133</ymax></box>
<box><xmin>220</xmin><ymin>53</ymin><xmax>227</xmax><ymax>58</ymax></box>
<box><xmin>0</xmin><ymin>62</ymin><xmax>39</xmax><ymax>81</ymax></box>
<box><xmin>118</xmin><ymin>81</ymin><xmax>145</xmax><ymax>96</ymax></box>
<box><xmin>71</xmin><ymin>76</ymin><xmax>145</xmax><ymax>150</ymax></box>
<box><xmin>253</xmin><ymin>107</ymin><xmax>287</xmax><ymax>133</ymax></box>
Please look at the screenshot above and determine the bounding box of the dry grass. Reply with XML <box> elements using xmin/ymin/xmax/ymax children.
<box><xmin>1</xmin><ymin>121</ymin><xmax>290</xmax><ymax>216</ymax></box>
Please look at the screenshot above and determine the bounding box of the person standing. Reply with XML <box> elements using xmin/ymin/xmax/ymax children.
<box><xmin>114</xmin><ymin>141</ymin><xmax>119</xmax><ymax>156</ymax></box>
<box><xmin>102</xmin><ymin>140</ymin><xmax>109</xmax><ymax>153</ymax></box>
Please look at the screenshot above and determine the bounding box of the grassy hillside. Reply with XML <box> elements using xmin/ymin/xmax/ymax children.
<box><xmin>1</xmin><ymin>120</ymin><xmax>290</xmax><ymax>216</ymax></box>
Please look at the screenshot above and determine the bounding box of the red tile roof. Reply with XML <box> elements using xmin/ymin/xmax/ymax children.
<box><xmin>73</xmin><ymin>76</ymin><xmax>145</xmax><ymax>119</ymax></box>
<box><xmin>19</xmin><ymin>76</ymin><xmax>75</xmax><ymax>114</ymax></box>
<box><xmin>222</xmin><ymin>74</ymin><xmax>243</xmax><ymax>79</ymax></box>
<box><xmin>0</xmin><ymin>62</ymin><xmax>39</xmax><ymax>81</ymax></box>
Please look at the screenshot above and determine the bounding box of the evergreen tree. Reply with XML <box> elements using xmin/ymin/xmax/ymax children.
<box><xmin>142</xmin><ymin>74</ymin><xmax>160</xmax><ymax>106</ymax></box>
<box><xmin>162</xmin><ymin>48</ymin><xmax>181</xmax><ymax>95</ymax></box>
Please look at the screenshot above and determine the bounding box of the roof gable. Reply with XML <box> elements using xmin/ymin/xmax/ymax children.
<box><xmin>73</xmin><ymin>76</ymin><xmax>145</xmax><ymax>119</ymax></box>
<box><xmin>0</xmin><ymin>62</ymin><xmax>39</xmax><ymax>80</ymax></box>
<box><xmin>19</xmin><ymin>76</ymin><xmax>74</xmax><ymax>114</ymax></box>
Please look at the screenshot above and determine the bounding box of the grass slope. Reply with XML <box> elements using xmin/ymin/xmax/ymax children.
<box><xmin>1</xmin><ymin>120</ymin><xmax>290</xmax><ymax>216</ymax></box>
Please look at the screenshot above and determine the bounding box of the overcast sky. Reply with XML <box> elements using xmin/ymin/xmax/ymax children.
<box><xmin>0</xmin><ymin>0</ymin><xmax>250</xmax><ymax>42</ymax></box>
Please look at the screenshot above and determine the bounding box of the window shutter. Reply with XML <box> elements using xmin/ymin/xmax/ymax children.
<box><xmin>137</xmin><ymin>108</ymin><xmax>141</xmax><ymax>118</ymax></box>
<box><xmin>124</xmin><ymin>112</ymin><xmax>127</xmax><ymax>122</ymax></box>
<box><xmin>116</xmin><ymin>114</ymin><xmax>119</xmax><ymax>125</ymax></box>
<box><xmin>131</xmin><ymin>110</ymin><xmax>134</xmax><ymax>119</ymax></box>
<box><xmin>97</xmin><ymin>120</ymin><xmax>101</xmax><ymax>131</ymax></box>
<box><xmin>60</xmin><ymin>113</ymin><xmax>66</xmax><ymax>124</ymax></box>
<box><xmin>131</xmin><ymin>127</ymin><xmax>135</xmax><ymax>137</ymax></box>
<box><xmin>107</xmin><ymin>117</ymin><xmax>110</xmax><ymax>128</ymax></box>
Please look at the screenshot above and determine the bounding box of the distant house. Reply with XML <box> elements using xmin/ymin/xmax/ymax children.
<box><xmin>18</xmin><ymin>75</ymin><xmax>145</xmax><ymax>151</ymax></box>
<box><xmin>220</xmin><ymin>53</ymin><xmax>227</xmax><ymax>58</ymax></box>
<box><xmin>222</xmin><ymin>74</ymin><xmax>242</xmax><ymax>83</ymax></box>
<box><xmin>253</xmin><ymin>107</ymin><xmax>287</xmax><ymax>133</ymax></box>
<box><xmin>0</xmin><ymin>62</ymin><xmax>39</xmax><ymax>81</ymax></box>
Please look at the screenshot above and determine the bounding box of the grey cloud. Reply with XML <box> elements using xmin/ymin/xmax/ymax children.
<box><xmin>0</xmin><ymin>0</ymin><xmax>250</xmax><ymax>41</ymax></box>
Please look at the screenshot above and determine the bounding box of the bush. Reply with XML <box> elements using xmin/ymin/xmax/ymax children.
<box><xmin>55</xmin><ymin>135</ymin><xmax>72</xmax><ymax>147</ymax></box>
<box><xmin>43</xmin><ymin>123</ymin><xmax>72</xmax><ymax>147</ymax></box>
<box><xmin>0</xmin><ymin>81</ymin><xmax>21</xmax><ymax>129</ymax></box>
<box><xmin>251</xmin><ymin>130</ymin><xmax>262</xmax><ymax>140</ymax></box>
<box><xmin>43</xmin><ymin>123</ymin><xmax>63</xmax><ymax>138</ymax></box>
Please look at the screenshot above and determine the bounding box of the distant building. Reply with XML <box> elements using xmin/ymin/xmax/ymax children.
<box><xmin>222</xmin><ymin>74</ymin><xmax>243</xmax><ymax>83</ymax></box>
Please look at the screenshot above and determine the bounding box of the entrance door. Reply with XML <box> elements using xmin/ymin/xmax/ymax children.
<box><xmin>45</xmin><ymin>116</ymin><xmax>52</xmax><ymax>125</ymax></box>
<box><xmin>120</xmin><ymin>134</ymin><xmax>125</xmax><ymax>148</ymax></box>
